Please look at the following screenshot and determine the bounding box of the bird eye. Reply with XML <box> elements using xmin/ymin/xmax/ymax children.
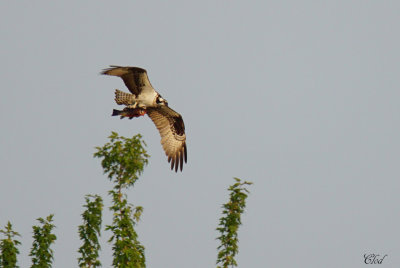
<box><xmin>156</xmin><ymin>95</ymin><xmax>167</xmax><ymax>105</ymax></box>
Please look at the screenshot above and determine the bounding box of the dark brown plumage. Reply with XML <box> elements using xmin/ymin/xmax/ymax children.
<box><xmin>101</xmin><ymin>66</ymin><xmax>152</xmax><ymax>96</ymax></box>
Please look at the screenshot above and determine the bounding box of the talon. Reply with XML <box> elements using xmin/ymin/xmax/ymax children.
<box><xmin>127</xmin><ymin>103</ymin><xmax>138</xmax><ymax>109</ymax></box>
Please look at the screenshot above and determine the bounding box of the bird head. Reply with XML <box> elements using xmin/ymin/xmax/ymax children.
<box><xmin>156</xmin><ymin>94</ymin><xmax>168</xmax><ymax>106</ymax></box>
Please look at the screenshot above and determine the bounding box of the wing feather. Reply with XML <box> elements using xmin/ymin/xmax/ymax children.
<box><xmin>147</xmin><ymin>106</ymin><xmax>187</xmax><ymax>172</ymax></box>
<box><xmin>101</xmin><ymin>66</ymin><xmax>152</xmax><ymax>96</ymax></box>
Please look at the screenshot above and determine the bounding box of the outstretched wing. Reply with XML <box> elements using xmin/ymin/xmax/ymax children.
<box><xmin>147</xmin><ymin>106</ymin><xmax>187</xmax><ymax>172</ymax></box>
<box><xmin>101</xmin><ymin>66</ymin><xmax>153</xmax><ymax>96</ymax></box>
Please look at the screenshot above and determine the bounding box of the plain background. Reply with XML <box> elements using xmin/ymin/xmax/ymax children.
<box><xmin>1</xmin><ymin>1</ymin><xmax>399</xmax><ymax>267</ymax></box>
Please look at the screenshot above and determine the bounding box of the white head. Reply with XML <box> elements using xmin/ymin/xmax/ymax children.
<box><xmin>156</xmin><ymin>94</ymin><xmax>168</xmax><ymax>106</ymax></box>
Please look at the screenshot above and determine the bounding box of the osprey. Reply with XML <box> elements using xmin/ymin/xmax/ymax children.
<box><xmin>101</xmin><ymin>66</ymin><xmax>187</xmax><ymax>172</ymax></box>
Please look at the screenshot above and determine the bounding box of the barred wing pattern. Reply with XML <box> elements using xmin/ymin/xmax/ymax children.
<box><xmin>147</xmin><ymin>106</ymin><xmax>187</xmax><ymax>172</ymax></box>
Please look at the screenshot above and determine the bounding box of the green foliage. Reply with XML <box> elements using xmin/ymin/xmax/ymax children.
<box><xmin>216</xmin><ymin>178</ymin><xmax>252</xmax><ymax>268</ymax></box>
<box><xmin>0</xmin><ymin>222</ymin><xmax>21</xmax><ymax>268</ymax></box>
<box><xmin>1</xmin><ymin>130</ymin><xmax>255</xmax><ymax>268</ymax></box>
<box><xmin>94</xmin><ymin>132</ymin><xmax>149</xmax><ymax>268</ymax></box>
<box><xmin>106</xmin><ymin>195</ymin><xmax>145</xmax><ymax>268</ymax></box>
<box><xmin>30</xmin><ymin>215</ymin><xmax>57</xmax><ymax>268</ymax></box>
<box><xmin>94</xmin><ymin>132</ymin><xmax>149</xmax><ymax>189</ymax></box>
<box><xmin>78</xmin><ymin>195</ymin><xmax>103</xmax><ymax>268</ymax></box>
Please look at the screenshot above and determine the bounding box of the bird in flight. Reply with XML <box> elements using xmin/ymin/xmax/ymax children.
<box><xmin>101</xmin><ymin>66</ymin><xmax>187</xmax><ymax>172</ymax></box>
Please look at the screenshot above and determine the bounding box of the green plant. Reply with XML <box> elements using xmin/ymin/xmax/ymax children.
<box><xmin>94</xmin><ymin>132</ymin><xmax>149</xmax><ymax>268</ymax></box>
<box><xmin>78</xmin><ymin>195</ymin><xmax>103</xmax><ymax>268</ymax></box>
<box><xmin>2</xmin><ymin>131</ymin><xmax>255</xmax><ymax>268</ymax></box>
<box><xmin>216</xmin><ymin>178</ymin><xmax>252</xmax><ymax>268</ymax></box>
<box><xmin>0</xmin><ymin>221</ymin><xmax>21</xmax><ymax>268</ymax></box>
<box><xmin>30</xmin><ymin>215</ymin><xmax>57</xmax><ymax>268</ymax></box>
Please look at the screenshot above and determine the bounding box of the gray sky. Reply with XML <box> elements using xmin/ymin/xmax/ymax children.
<box><xmin>1</xmin><ymin>1</ymin><xmax>399</xmax><ymax>267</ymax></box>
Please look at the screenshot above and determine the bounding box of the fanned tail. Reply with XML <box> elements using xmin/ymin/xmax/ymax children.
<box><xmin>115</xmin><ymin>89</ymin><xmax>135</xmax><ymax>105</ymax></box>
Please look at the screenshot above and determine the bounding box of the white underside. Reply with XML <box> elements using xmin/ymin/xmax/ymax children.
<box><xmin>133</xmin><ymin>87</ymin><xmax>158</xmax><ymax>108</ymax></box>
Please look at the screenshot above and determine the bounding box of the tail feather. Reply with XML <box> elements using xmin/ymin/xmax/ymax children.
<box><xmin>115</xmin><ymin>89</ymin><xmax>135</xmax><ymax>105</ymax></box>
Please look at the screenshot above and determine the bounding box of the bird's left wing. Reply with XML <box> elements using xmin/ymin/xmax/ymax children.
<box><xmin>146</xmin><ymin>105</ymin><xmax>187</xmax><ymax>172</ymax></box>
<box><xmin>101</xmin><ymin>66</ymin><xmax>153</xmax><ymax>96</ymax></box>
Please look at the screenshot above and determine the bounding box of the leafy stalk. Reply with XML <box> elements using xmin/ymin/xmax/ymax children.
<box><xmin>216</xmin><ymin>178</ymin><xmax>252</xmax><ymax>268</ymax></box>
<box><xmin>0</xmin><ymin>221</ymin><xmax>21</xmax><ymax>268</ymax></box>
<box><xmin>30</xmin><ymin>215</ymin><xmax>57</xmax><ymax>268</ymax></box>
<box><xmin>78</xmin><ymin>195</ymin><xmax>103</xmax><ymax>268</ymax></box>
<box><xmin>94</xmin><ymin>132</ymin><xmax>149</xmax><ymax>268</ymax></box>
